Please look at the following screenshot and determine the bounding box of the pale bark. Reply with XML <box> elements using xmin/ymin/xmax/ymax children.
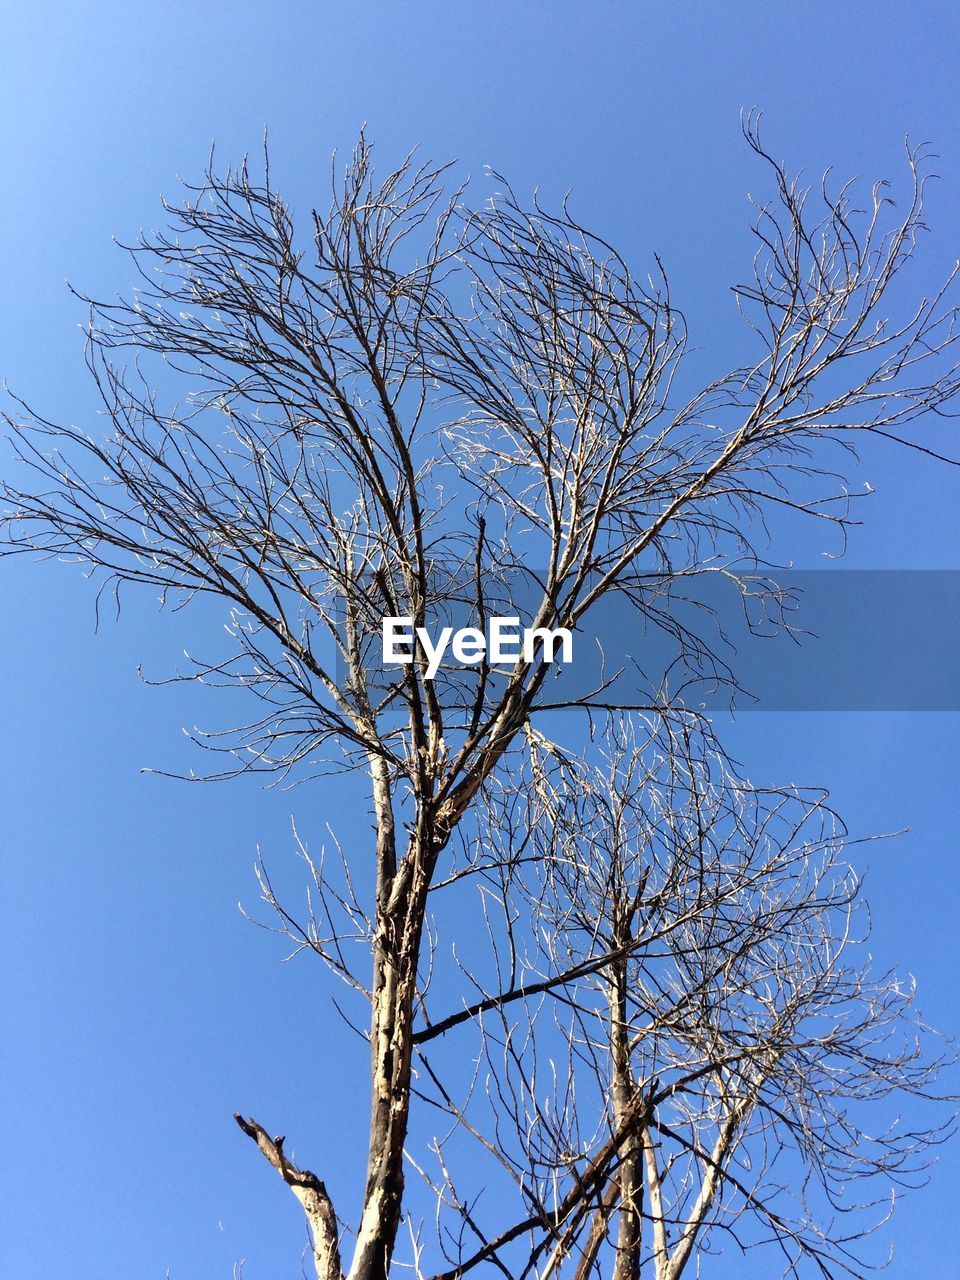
<box><xmin>609</xmin><ymin>959</ymin><xmax>642</xmax><ymax>1280</ymax></box>
<box><xmin>235</xmin><ymin>1115</ymin><xmax>343</xmax><ymax>1280</ymax></box>
<box><xmin>642</xmin><ymin>1127</ymin><xmax>669</xmax><ymax>1280</ymax></box>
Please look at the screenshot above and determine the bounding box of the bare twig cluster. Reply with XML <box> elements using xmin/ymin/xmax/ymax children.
<box><xmin>3</xmin><ymin>118</ymin><xmax>957</xmax><ymax>1279</ymax></box>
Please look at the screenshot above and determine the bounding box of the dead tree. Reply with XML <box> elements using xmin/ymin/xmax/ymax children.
<box><xmin>2</xmin><ymin>116</ymin><xmax>958</xmax><ymax>1279</ymax></box>
<box><xmin>434</xmin><ymin>716</ymin><xmax>951</xmax><ymax>1279</ymax></box>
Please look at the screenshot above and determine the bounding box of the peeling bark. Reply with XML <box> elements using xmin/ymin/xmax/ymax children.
<box><xmin>348</xmin><ymin>761</ymin><xmax>434</xmax><ymax>1280</ymax></box>
<box><xmin>235</xmin><ymin>1114</ymin><xmax>343</xmax><ymax>1280</ymax></box>
<box><xmin>609</xmin><ymin>958</ymin><xmax>642</xmax><ymax>1280</ymax></box>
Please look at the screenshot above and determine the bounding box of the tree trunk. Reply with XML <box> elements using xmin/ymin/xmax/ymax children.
<box><xmin>609</xmin><ymin>959</ymin><xmax>642</xmax><ymax>1280</ymax></box>
<box><xmin>349</xmin><ymin>822</ymin><xmax>432</xmax><ymax>1280</ymax></box>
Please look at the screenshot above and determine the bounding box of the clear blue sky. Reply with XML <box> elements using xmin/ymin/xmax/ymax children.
<box><xmin>1</xmin><ymin>4</ymin><xmax>958</xmax><ymax>1277</ymax></box>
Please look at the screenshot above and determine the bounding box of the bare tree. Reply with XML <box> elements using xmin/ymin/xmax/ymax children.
<box><xmin>430</xmin><ymin>716</ymin><xmax>949</xmax><ymax>1279</ymax></box>
<box><xmin>2</xmin><ymin>116</ymin><xmax>957</xmax><ymax>1279</ymax></box>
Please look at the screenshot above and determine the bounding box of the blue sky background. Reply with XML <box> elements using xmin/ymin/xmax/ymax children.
<box><xmin>1</xmin><ymin>3</ymin><xmax>958</xmax><ymax>1277</ymax></box>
